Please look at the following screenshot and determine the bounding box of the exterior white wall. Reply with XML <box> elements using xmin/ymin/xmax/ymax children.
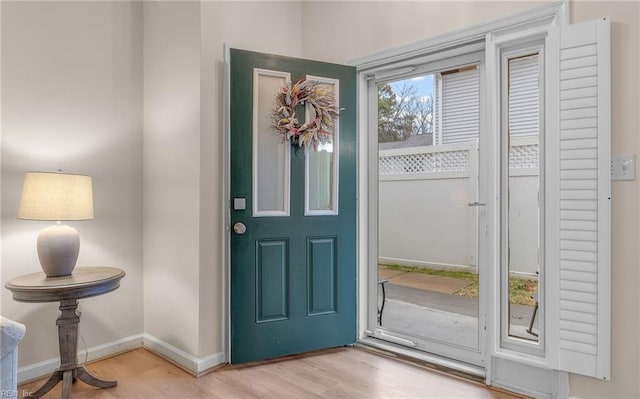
<box><xmin>379</xmin><ymin>176</ymin><xmax>474</xmax><ymax>270</ymax></box>
<box><xmin>0</xmin><ymin>1</ymin><xmax>144</xmax><ymax>366</ymax></box>
<box><xmin>379</xmin><ymin>172</ymin><xmax>538</xmax><ymax>276</ymax></box>
<box><xmin>507</xmin><ymin>174</ymin><xmax>540</xmax><ymax>277</ymax></box>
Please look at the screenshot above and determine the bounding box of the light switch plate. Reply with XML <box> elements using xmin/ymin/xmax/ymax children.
<box><xmin>233</xmin><ymin>198</ymin><xmax>246</xmax><ymax>210</ymax></box>
<box><xmin>611</xmin><ymin>154</ymin><xmax>636</xmax><ymax>181</ymax></box>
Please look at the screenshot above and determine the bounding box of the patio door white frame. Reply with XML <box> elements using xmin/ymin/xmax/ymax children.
<box><xmin>361</xmin><ymin>51</ymin><xmax>488</xmax><ymax>370</ymax></box>
<box><xmin>352</xmin><ymin>2</ymin><xmax>580</xmax><ymax>395</ymax></box>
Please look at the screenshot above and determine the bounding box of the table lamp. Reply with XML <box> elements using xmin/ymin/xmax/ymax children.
<box><xmin>17</xmin><ymin>171</ymin><xmax>94</xmax><ymax>277</ymax></box>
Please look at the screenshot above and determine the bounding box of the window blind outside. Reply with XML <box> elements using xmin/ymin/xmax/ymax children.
<box><xmin>440</xmin><ymin>68</ymin><xmax>480</xmax><ymax>144</ymax></box>
<box><xmin>509</xmin><ymin>55</ymin><xmax>540</xmax><ymax>137</ymax></box>
<box><xmin>434</xmin><ymin>76</ymin><xmax>441</xmax><ymax>145</ymax></box>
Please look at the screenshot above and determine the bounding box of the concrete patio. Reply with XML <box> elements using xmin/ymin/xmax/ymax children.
<box><xmin>378</xmin><ymin>271</ymin><xmax>539</xmax><ymax>348</ymax></box>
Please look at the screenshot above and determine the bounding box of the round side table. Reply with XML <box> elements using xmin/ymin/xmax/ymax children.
<box><xmin>5</xmin><ymin>267</ymin><xmax>125</xmax><ymax>399</ymax></box>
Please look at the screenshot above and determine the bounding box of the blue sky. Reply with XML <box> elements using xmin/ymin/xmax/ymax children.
<box><xmin>389</xmin><ymin>74</ymin><xmax>434</xmax><ymax>98</ymax></box>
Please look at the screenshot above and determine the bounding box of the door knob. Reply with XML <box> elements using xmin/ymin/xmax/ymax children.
<box><xmin>233</xmin><ymin>222</ymin><xmax>247</xmax><ymax>235</ymax></box>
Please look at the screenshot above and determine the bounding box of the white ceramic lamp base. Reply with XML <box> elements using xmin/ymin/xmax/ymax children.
<box><xmin>37</xmin><ymin>224</ymin><xmax>80</xmax><ymax>277</ymax></box>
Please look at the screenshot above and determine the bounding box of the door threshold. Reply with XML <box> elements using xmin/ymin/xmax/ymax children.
<box><xmin>357</xmin><ymin>337</ymin><xmax>485</xmax><ymax>383</ymax></box>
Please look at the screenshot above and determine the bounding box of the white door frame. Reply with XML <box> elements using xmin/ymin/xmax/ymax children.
<box><xmin>350</xmin><ymin>0</ymin><xmax>569</xmax><ymax>382</ymax></box>
<box><xmin>356</xmin><ymin>60</ymin><xmax>488</xmax><ymax>372</ymax></box>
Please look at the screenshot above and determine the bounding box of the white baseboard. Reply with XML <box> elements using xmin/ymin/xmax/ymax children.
<box><xmin>17</xmin><ymin>333</ymin><xmax>224</xmax><ymax>384</ymax></box>
<box><xmin>142</xmin><ymin>333</ymin><xmax>224</xmax><ymax>375</ymax></box>
<box><xmin>17</xmin><ymin>334</ymin><xmax>144</xmax><ymax>384</ymax></box>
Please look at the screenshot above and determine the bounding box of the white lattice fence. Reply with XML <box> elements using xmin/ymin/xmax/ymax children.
<box><xmin>379</xmin><ymin>137</ymin><xmax>538</xmax><ymax>176</ymax></box>
<box><xmin>379</xmin><ymin>142</ymin><xmax>474</xmax><ymax>176</ymax></box>
<box><xmin>509</xmin><ymin>139</ymin><xmax>539</xmax><ymax>169</ymax></box>
<box><xmin>379</xmin><ymin>149</ymin><xmax>470</xmax><ymax>175</ymax></box>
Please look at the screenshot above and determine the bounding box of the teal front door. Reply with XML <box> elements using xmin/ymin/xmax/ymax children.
<box><xmin>229</xmin><ymin>49</ymin><xmax>357</xmax><ymax>364</ymax></box>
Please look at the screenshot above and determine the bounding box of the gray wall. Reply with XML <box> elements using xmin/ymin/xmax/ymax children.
<box><xmin>0</xmin><ymin>1</ymin><xmax>143</xmax><ymax>366</ymax></box>
<box><xmin>1</xmin><ymin>2</ymin><xmax>638</xmax><ymax>398</ymax></box>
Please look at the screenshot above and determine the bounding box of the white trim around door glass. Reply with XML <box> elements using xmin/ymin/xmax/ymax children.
<box><xmin>305</xmin><ymin>75</ymin><xmax>340</xmax><ymax>216</ymax></box>
<box><xmin>252</xmin><ymin>68</ymin><xmax>291</xmax><ymax>217</ymax></box>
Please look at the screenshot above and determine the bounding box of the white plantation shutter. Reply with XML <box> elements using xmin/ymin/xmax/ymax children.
<box><xmin>441</xmin><ymin>68</ymin><xmax>480</xmax><ymax>144</ymax></box>
<box><xmin>547</xmin><ymin>17</ymin><xmax>611</xmax><ymax>380</ymax></box>
<box><xmin>509</xmin><ymin>55</ymin><xmax>539</xmax><ymax>137</ymax></box>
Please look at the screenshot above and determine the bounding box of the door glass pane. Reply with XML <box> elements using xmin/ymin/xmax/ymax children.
<box><xmin>377</xmin><ymin>69</ymin><xmax>480</xmax><ymax>351</ymax></box>
<box><xmin>506</xmin><ymin>54</ymin><xmax>541</xmax><ymax>341</ymax></box>
<box><xmin>306</xmin><ymin>76</ymin><xmax>338</xmax><ymax>215</ymax></box>
<box><xmin>253</xmin><ymin>69</ymin><xmax>290</xmax><ymax>216</ymax></box>
<box><xmin>307</xmin><ymin>146</ymin><xmax>335</xmax><ymax>211</ymax></box>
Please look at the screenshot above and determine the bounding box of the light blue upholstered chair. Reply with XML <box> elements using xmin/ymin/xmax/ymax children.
<box><xmin>1</xmin><ymin>317</ymin><xmax>26</xmax><ymax>398</ymax></box>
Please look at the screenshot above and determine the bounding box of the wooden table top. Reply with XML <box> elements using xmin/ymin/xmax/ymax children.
<box><xmin>5</xmin><ymin>266</ymin><xmax>125</xmax><ymax>303</ymax></box>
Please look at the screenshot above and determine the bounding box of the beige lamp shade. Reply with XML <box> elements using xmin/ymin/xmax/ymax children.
<box><xmin>18</xmin><ymin>172</ymin><xmax>94</xmax><ymax>221</ymax></box>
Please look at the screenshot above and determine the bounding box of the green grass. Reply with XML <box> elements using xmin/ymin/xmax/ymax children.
<box><xmin>379</xmin><ymin>264</ymin><xmax>537</xmax><ymax>306</ymax></box>
<box><xmin>508</xmin><ymin>277</ymin><xmax>538</xmax><ymax>306</ymax></box>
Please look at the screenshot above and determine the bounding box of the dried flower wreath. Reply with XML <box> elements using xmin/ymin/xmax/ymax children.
<box><xmin>271</xmin><ymin>79</ymin><xmax>339</xmax><ymax>150</ymax></box>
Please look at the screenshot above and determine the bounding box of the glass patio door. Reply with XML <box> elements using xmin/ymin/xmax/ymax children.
<box><xmin>369</xmin><ymin>57</ymin><xmax>485</xmax><ymax>367</ymax></box>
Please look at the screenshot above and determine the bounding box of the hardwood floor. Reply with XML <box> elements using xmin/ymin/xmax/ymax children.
<box><xmin>19</xmin><ymin>347</ymin><xmax>526</xmax><ymax>398</ymax></box>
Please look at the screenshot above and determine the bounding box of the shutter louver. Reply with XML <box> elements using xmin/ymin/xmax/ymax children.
<box><xmin>549</xmin><ymin>17</ymin><xmax>610</xmax><ymax>380</ymax></box>
<box><xmin>441</xmin><ymin>68</ymin><xmax>480</xmax><ymax>144</ymax></box>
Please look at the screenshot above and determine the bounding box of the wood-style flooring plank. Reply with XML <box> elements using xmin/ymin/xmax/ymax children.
<box><xmin>19</xmin><ymin>347</ymin><xmax>527</xmax><ymax>398</ymax></box>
